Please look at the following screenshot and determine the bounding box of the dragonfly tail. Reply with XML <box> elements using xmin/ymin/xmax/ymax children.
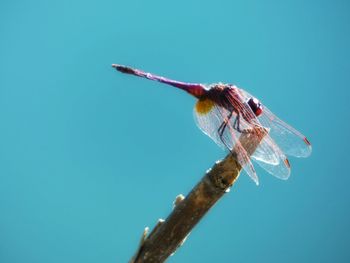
<box><xmin>112</xmin><ymin>64</ymin><xmax>206</xmax><ymax>98</ymax></box>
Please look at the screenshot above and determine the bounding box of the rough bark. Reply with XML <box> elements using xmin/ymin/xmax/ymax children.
<box><xmin>130</xmin><ymin>128</ymin><xmax>266</xmax><ymax>263</ymax></box>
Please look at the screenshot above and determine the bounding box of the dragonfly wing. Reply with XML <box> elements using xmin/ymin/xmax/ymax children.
<box><xmin>193</xmin><ymin>98</ymin><xmax>259</xmax><ymax>184</ymax></box>
<box><xmin>238</xmin><ymin>88</ymin><xmax>312</xmax><ymax>158</ymax></box>
<box><xmin>193</xmin><ymin>100</ymin><xmax>229</xmax><ymax>150</ymax></box>
<box><xmin>259</xmin><ymin>107</ymin><xmax>312</xmax><ymax>157</ymax></box>
<box><xmin>225</xmin><ymin>88</ymin><xmax>291</xmax><ymax>180</ymax></box>
<box><xmin>225</xmin><ymin>118</ymin><xmax>260</xmax><ymax>184</ymax></box>
<box><xmin>251</xmin><ymin>136</ymin><xmax>291</xmax><ymax>179</ymax></box>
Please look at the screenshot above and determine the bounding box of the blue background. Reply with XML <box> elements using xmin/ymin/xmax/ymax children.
<box><xmin>1</xmin><ymin>0</ymin><xmax>349</xmax><ymax>262</ymax></box>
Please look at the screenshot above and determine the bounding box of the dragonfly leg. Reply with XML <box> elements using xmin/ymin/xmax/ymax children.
<box><xmin>233</xmin><ymin>113</ymin><xmax>242</xmax><ymax>133</ymax></box>
<box><xmin>233</xmin><ymin>115</ymin><xmax>257</xmax><ymax>134</ymax></box>
<box><xmin>218</xmin><ymin>111</ymin><xmax>234</xmax><ymax>151</ymax></box>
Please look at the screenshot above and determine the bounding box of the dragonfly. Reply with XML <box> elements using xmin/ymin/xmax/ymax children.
<box><xmin>112</xmin><ymin>64</ymin><xmax>312</xmax><ymax>185</ymax></box>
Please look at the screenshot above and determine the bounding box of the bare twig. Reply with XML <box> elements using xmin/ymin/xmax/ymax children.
<box><xmin>130</xmin><ymin>128</ymin><xmax>266</xmax><ymax>263</ymax></box>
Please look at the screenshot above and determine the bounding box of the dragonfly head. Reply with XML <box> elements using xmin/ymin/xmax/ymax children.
<box><xmin>247</xmin><ymin>97</ymin><xmax>263</xmax><ymax>116</ymax></box>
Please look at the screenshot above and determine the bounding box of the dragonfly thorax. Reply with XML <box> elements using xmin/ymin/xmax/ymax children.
<box><xmin>247</xmin><ymin>97</ymin><xmax>263</xmax><ymax>116</ymax></box>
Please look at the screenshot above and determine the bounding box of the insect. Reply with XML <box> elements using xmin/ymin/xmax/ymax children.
<box><xmin>112</xmin><ymin>64</ymin><xmax>312</xmax><ymax>185</ymax></box>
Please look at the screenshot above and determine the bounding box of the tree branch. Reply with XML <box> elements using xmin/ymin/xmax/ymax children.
<box><xmin>130</xmin><ymin>128</ymin><xmax>266</xmax><ymax>263</ymax></box>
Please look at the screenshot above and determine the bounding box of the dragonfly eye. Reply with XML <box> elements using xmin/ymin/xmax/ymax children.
<box><xmin>247</xmin><ymin>97</ymin><xmax>263</xmax><ymax>116</ymax></box>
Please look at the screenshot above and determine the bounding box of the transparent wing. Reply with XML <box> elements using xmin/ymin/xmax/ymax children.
<box><xmin>226</xmin><ymin>87</ymin><xmax>291</xmax><ymax>180</ymax></box>
<box><xmin>238</xmin><ymin>88</ymin><xmax>312</xmax><ymax>158</ymax></box>
<box><xmin>252</xmin><ymin>136</ymin><xmax>291</xmax><ymax>179</ymax></box>
<box><xmin>259</xmin><ymin>107</ymin><xmax>312</xmax><ymax>157</ymax></box>
<box><xmin>193</xmin><ymin>98</ymin><xmax>259</xmax><ymax>184</ymax></box>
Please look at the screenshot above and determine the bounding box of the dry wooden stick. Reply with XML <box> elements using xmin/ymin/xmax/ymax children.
<box><xmin>130</xmin><ymin>128</ymin><xmax>266</xmax><ymax>263</ymax></box>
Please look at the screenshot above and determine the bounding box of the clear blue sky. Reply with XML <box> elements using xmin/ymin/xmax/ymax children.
<box><xmin>1</xmin><ymin>0</ymin><xmax>349</xmax><ymax>262</ymax></box>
